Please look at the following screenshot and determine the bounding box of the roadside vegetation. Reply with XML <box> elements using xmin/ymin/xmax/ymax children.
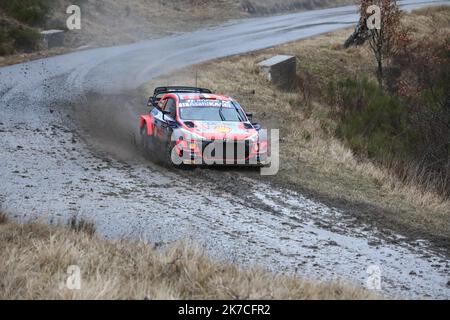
<box><xmin>144</xmin><ymin>6</ymin><xmax>450</xmax><ymax>245</ymax></box>
<box><xmin>339</xmin><ymin>1</ymin><xmax>449</xmax><ymax>199</ymax></box>
<box><xmin>0</xmin><ymin>9</ymin><xmax>43</xmax><ymax>55</ymax></box>
<box><xmin>1</xmin><ymin>1</ymin><xmax>53</xmax><ymax>26</ymax></box>
<box><xmin>0</xmin><ymin>213</ymin><xmax>373</xmax><ymax>299</ymax></box>
<box><xmin>0</xmin><ymin>0</ymin><xmax>71</xmax><ymax>56</ymax></box>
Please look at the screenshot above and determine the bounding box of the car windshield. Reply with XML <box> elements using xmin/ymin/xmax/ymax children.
<box><xmin>179</xmin><ymin>100</ymin><xmax>246</xmax><ymax>122</ymax></box>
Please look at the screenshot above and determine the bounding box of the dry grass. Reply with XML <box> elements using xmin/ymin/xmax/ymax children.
<box><xmin>0</xmin><ymin>216</ymin><xmax>374</xmax><ymax>300</ymax></box>
<box><xmin>143</xmin><ymin>7</ymin><xmax>450</xmax><ymax>241</ymax></box>
<box><xmin>239</xmin><ymin>0</ymin><xmax>355</xmax><ymax>14</ymax></box>
<box><xmin>405</xmin><ymin>5</ymin><xmax>450</xmax><ymax>38</ymax></box>
<box><xmin>0</xmin><ymin>47</ymin><xmax>71</xmax><ymax>67</ymax></box>
<box><xmin>67</xmin><ymin>216</ymin><xmax>96</xmax><ymax>236</ymax></box>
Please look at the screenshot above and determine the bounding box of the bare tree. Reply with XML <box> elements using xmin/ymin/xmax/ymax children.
<box><xmin>345</xmin><ymin>0</ymin><xmax>408</xmax><ymax>89</ymax></box>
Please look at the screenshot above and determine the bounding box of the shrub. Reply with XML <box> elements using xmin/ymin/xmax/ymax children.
<box><xmin>0</xmin><ymin>0</ymin><xmax>52</xmax><ymax>27</ymax></box>
<box><xmin>9</xmin><ymin>26</ymin><xmax>41</xmax><ymax>53</ymax></box>
<box><xmin>331</xmin><ymin>78</ymin><xmax>415</xmax><ymax>161</ymax></box>
<box><xmin>389</xmin><ymin>38</ymin><xmax>450</xmax><ymax>196</ymax></box>
<box><xmin>0</xmin><ymin>28</ymin><xmax>14</xmax><ymax>56</ymax></box>
<box><xmin>329</xmin><ymin>76</ymin><xmax>449</xmax><ymax>197</ymax></box>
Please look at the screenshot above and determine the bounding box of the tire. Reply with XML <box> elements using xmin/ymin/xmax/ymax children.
<box><xmin>163</xmin><ymin>140</ymin><xmax>177</xmax><ymax>167</ymax></box>
<box><xmin>163</xmin><ymin>140</ymin><xmax>194</xmax><ymax>170</ymax></box>
<box><xmin>140</xmin><ymin>124</ymin><xmax>153</xmax><ymax>158</ymax></box>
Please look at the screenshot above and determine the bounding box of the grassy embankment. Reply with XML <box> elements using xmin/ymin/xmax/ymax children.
<box><xmin>0</xmin><ymin>213</ymin><xmax>374</xmax><ymax>299</ymax></box>
<box><xmin>144</xmin><ymin>6</ymin><xmax>450</xmax><ymax>245</ymax></box>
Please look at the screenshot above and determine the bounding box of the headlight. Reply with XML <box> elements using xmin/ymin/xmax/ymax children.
<box><xmin>180</xmin><ymin>128</ymin><xmax>205</xmax><ymax>141</ymax></box>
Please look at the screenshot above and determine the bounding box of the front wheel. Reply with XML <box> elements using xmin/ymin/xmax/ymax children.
<box><xmin>163</xmin><ymin>140</ymin><xmax>178</xmax><ymax>166</ymax></box>
<box><xmin>163</xmin><ymin>140</ymin><xmax>193</xmax><ymax>170</ymax></box>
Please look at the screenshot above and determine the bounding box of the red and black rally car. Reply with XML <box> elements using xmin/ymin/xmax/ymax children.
<box><xmin>139</xmin><ymin>87</ymin><xmax>268</xmax><ymax>166</ymax></box>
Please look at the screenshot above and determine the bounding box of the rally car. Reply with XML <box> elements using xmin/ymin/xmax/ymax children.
<box><xmin>139</xmin><ymin>86</ymin><xmax>268</xmax><ymax>166</ymax></box>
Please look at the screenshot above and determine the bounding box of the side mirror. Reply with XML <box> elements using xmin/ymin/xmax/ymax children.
<box><xmin>147</xmin><ymin>97</ymin><xmax>154</xmax><ymax>107</ymax></box>
<box><xmin>246</xmin><ymin>113</ymin><xmax>253</xmax><ymax>121</ymax></box>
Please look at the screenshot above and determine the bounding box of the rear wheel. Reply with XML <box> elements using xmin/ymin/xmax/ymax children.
<box><xmin>140</xmin><ymin>124</ymin><xmax>153</xmax><ymax>157</ymax></box>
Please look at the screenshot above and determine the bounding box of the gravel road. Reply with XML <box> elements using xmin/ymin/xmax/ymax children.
<box><xmin>1</xmin><ymin>0</ymin><xmax>449</xmax><ymax>299</ymax></box>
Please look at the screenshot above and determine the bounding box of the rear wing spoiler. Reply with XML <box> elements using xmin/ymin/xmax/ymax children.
<box><xmin>148</xmin><ymin>86</ymin><xmax>213</xmax><ymax>108</ymax></box>
<box><xmin>153</xmin><ymin>86</ymin><xmax>212</xmax><ymax>96</ymax></box>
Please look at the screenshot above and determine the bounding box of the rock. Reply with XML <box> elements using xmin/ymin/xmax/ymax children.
<box><xmin>41</xmin><ymin>30</ymin><xmax>65</xmax><ymax>49</ymax></box>
<box><xmin>258</xmin><ymin>55</ymin><xmax>297</xmax><ymax>90</ymax></box>
<box><xmin>368</xmin><ymin>240</ymin><xmax>382</xmax><ymax>246</ymax></box>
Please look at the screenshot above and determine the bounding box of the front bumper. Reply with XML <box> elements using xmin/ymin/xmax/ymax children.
<box><xmin>175</xmin><ymin>139</ymin><xmax>268</xmax><ymax>166</ymax></box>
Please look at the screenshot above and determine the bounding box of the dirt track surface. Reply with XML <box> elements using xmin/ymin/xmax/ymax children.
<box><xmin>1</xmin><ymin>0</ymin><xmax>449</xmax><ymax>299</ymax></box>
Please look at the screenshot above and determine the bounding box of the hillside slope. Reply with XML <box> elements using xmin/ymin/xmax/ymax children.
<box><xmin>0</xmin><ymin>0</ymin><xmax>355</xmax><ymax>57</ymax></box>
